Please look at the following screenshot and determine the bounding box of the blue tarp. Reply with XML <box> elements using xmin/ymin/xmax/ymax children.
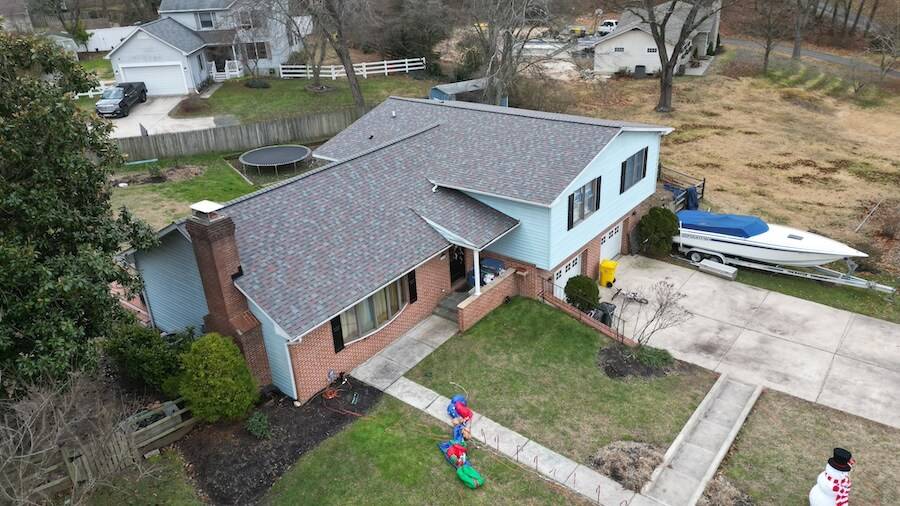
<box><xmin>677</xmin><ymin>210</ymin><xmax>769</xmax><ymax>238</ymax></box>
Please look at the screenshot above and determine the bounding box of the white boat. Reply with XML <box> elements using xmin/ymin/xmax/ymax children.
<box><xmin>673</xmin><ymin>211</ymin><xmax>867</xmax><ymax>267</ymax></box>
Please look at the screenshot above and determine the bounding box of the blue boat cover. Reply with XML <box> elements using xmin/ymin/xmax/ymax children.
<box><xmin>677</xmin><ymin>210</ymin><xmax>768</xmax><ymax>238</ymax></box>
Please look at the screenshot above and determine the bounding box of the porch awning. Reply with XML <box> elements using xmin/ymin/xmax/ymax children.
<box><xmin>198</xmin><ymin>29</ymin><xmax>237</xmax><ymax>46</ymax></box>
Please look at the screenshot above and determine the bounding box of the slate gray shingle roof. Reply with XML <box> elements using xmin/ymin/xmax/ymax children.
<box><xmin>219</xmin><ymin>126</ymin><xmax>517</xmax><ymax>339</ymax></box>
<box><xmin>315</xmin><ymin>97</ymin><xmax>671</xmax><ymax>206</ymax></box>
<box><xmin>158</xmin><ymin>0</ymin><xmax>234</xmax><ymax>12</ymax></box>
<box><xmin>141</xmin><ymin>17</ymin><xmax>206</xmax><ymax>54</ymax></box>
<box><xmin>197</xmin><ymin>29</ymin><xmax>237</xmax><ymax>45</ymax></box>
<box><xmin>602</xmin><ymin>1</ymin><xmax>716</xmax><ymax>46</ymax></box>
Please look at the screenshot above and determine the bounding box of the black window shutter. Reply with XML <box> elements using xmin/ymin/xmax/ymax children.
<box><xmin>641</xmin><ymin>147</ymin><xmax>649</xmax><ymax>179</ymax></box>
<box><xmin>330</xmin><ymin>316</ymin><xmax>344</xmax><ymax>353</ymax></box>
<box><xmin>407</xmin><ymin>271</ymin><xmax>418</xmax><ymax>304</ymax></box>
<box><xmin>620</xmin><ymin>161</ymin><xmax>627</xmax><ymax>194</ymax></box>
<box><xmin>567</xmin><ymin>194</ymin><xmax>574</xmax><ymax>230</ymax></box>
<box><xmin>594</xmin><ymin>177</ymin><xmax>602</xmax><ymax>210</ymax></box>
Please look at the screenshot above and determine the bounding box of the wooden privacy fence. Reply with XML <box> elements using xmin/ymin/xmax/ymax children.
<box><xmin>117</xmin><ymin>107</ymin><xmax>370</xmax><ymax>160</ymax></box>
<box><xmin>29</xmin><ymin>399</ymin><xmax>196</xmax><ymax>498</ymax></box>
<box><xmin>280</xmin><ymin>57</ymin><xmax>426</xmax><ymax>80</ymax></box>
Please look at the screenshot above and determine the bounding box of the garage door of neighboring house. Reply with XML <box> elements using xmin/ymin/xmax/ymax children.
<box><xmin>600</xmin><ymin>221</ymin><xmax>623</xmax><ymax>262</ymax></box>
<box><xmin>553</xmin><ymin>254</ymin><xmax>581</xmax><ymax>300</ymax></box>
<box><xmin>121</xmin><ymin>63</ymin><xmax>187</xmax><ymax>96</ymax></box>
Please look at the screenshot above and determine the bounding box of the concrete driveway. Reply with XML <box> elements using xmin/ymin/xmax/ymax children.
<box><xmin>608</xmin><ymin>255</ymin><xmax>900</xmax><ymax>428</ymax></box>
<box><xmin>108</xmin><ymin>96</ymin><xmax>219</xmax><ymax>139</ymax></box>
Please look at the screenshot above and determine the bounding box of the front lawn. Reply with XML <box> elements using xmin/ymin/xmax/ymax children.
<box><xmin>406</xmin><ymin>298</ymin><xmax>718</xmax><ymax>464</ymax></box>
<box><xmin>80</xmin><ymin>57</ymin><xmax>114</xmax><ymax>80</ymax></box>
<box><xmin>111</xmin><ymin>154</ymin><xmax>255</xmax><ymax>230</ymax></box>
<box><xmin>171</xmin><ymin>75</ymin><xmax>435</xmax><ymax>122</ymax></box>
<box><xmin>718</xmin><ymin>390</ymin><xmax>900</xmax><ymax>505</ymax></box>
<box><xmin>264</xmin><ymin>396</ymin><xmax>591</xmax><ymax>505</ymax></box>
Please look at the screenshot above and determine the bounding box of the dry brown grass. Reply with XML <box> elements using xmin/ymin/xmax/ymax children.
<box><xmin>699</xmin><ymin>475</ymin><xmax>753</xmax><ymax>506</ymax></box>
<box><xmin>590</xmin><ymin>441</ymin><xmax>664</xmax><ymax>492</ymax></box>
<box><xmin>554</xmin><ymin>58</ymin><xmax>900</xmax><ymax>273</ymax></box>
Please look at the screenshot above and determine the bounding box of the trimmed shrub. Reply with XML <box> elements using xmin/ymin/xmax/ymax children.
<box><xmin>245</xmin><ymin>411</ymin><xmax>271</xmax><ymax>439</ymax></box>
<box><xmin>564</xmin><ymin>274</ymin><xmax>599</xmax><ymax>312</ymax></box>
<box><xmin>176</xmin><ymin>96</ymin><xmax>210</xmax><ymax>114</ymax></box>
<box><xmin>633</xmin><ymin>345</ymin><xmax>673</xmax><ymax>369</ymax></box>
<box><xmin>179</xmin><ymin>333</ymin><xmax>258</xmax><ymax>422</ymax></box>
<box><xmin>637</xmin><ymin>207</ymin><xmax>679</xmax><ymax>257</ymax></box>
<box><xmin>244</xmin><ymin>79</ymin><xmax>271</xmax><ymax>89</ymax></box>
<box><xmin>105</xmin><ymin>325</ymin><xmax>192</xmax><ymax>392</ymax></box>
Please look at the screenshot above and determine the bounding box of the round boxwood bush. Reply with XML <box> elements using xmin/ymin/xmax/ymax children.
<box><xmin>564</xmin><ymin>274</ymin><xmax>599</xmax><ymax>312</ymax></box>
<box><xmin>245</xmin><ymin>411</ymin><xmax>271</xmax><ymax>439</ymax></box>
<box><xmin>244</xmin><ymin>78</ymin><xmax>271</xmax><ymax>89</ymax></box>
<box><xmin>179</xmin><ymin>333</ymin><xmax>258</xmax><ymax>422</ymax></box>
<box><xmin>637</xmin><ymin>207</ymin><xmax>679</xmax><ymax>257</ymax></box>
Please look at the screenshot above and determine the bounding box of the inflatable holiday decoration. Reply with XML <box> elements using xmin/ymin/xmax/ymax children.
<box><xmin>809</xmin><ymin>448</ymin><xmax>854</xmax><ymax>506</ymax></box>
<box><xmin>437</xmin><ymin>394</ymin><xmax>485</xmax><ymax>489</ymax></box>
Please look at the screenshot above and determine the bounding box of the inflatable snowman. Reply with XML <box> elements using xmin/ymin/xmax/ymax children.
<box><xmin>809</xmin><ymin>448</ymin><xmax>854</xmax><ymax>506</ymax></box>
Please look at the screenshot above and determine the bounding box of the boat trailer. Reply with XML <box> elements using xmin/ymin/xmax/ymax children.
<box><xmin>675</xmin><ymin>246</ymin><xmax>897</xmax><ymax>296</ymax></box>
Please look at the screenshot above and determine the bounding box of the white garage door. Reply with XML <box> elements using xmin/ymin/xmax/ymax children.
<box><xmin>600</xmin><ymin>221</ymin><xmax>623</xmax><ymax>262</ymax></box>
<box><xmin>553</xmin><ymin>254</ymin><xmax>582</xmax><ymax>300</ymax></box>
<box><xmin>121</xmin><ymin>63</ymin><xmax>186</xmax><ymax>96</ymax></box>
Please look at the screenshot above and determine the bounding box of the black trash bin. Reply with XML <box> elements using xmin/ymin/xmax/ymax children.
<box><xmin>597</xmin><ymin>302</ymin><xmax>616</xmax><ymax>326</ymax></box>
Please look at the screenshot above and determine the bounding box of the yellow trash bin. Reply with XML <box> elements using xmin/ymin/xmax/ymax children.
<box><xmin>600</xmin><ymin>259</ymin><xmax>618</xmax><ymax>288</ymax></box>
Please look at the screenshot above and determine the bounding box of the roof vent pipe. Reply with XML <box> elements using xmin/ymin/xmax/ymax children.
<box><xmin>391</xmin><ymin>110</ymin><xmax>396</xmax><ymax>118</ymax></box>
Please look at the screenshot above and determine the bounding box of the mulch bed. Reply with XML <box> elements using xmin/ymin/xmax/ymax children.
<box><xmin>111</xmin><ymin>165</ymin><xmax>204</xmax><ymax>186</ymax></box>
<box><xmin>177</xmin><ymin>376</ymin><xmax>382</xmax><ymax>505</ymax></box>
<box><xmin>597</xmin><ymin>344</ymin><xmax>679</xmax><ymax>379</ymax></box>
<box><xmin>591</xmin><ymin>441</ymin><xmax>664</xmax><ymax>492</ymax></box>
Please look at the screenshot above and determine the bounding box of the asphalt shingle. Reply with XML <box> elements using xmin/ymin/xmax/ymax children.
<box><xmin>158</xmin><ymin>0</ymin><xmax>233</xmax><ymax>12</ymax></box>
<box><xmin>140</xmin><ymin>17</ymin><xmax>206</xmax><ymax>54</ymax></box>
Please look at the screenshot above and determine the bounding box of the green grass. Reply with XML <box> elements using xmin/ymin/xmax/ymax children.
<box><xmin>719</xmin><ymin>390</ymin><xmax>900</xmax><ymax>505</ymax></box>
<box><xmin>263</xmin><ymin>396</ymin><xmax>590</xmax><ymax>505</ymax></box>
<box><xmin>172</xmin><ymin>75</ymin><xmax>436</xmax><ymax>122</ymax></box>
<box><xmin>406</xmin><ymin>298</ymin><xmax>717</xmax><ymax>463</ymax></box>
<box><xmin>111</xmin><ymin>154</ymin><xmax>256</xmax><ymax>229</ymax></box>
<box><xmin>87</xmin><ymin>450</ymin><xmax>202</xmax><ymax>506</ymax></box>
<box><xmin>75</xmin><ymin>96</ymin><xmax>97</xmax><ymax>112</ymax></box>
<box><xmin>80</xmin><ymin>58</ymin><xmax>114</xmax><ymax>80</ymax></box>
<box><xmin>735</xmin><ymin>268</ymin><xmax>900</xmax><ymax>324</ymax></box>
<box><xmin>765</xmin><ymin>61</ymin><xmax>891</xmax><ymax>108</ymax></box>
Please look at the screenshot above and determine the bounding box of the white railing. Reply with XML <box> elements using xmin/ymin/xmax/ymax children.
<box><xmin>75</xmin><ymin>85</ymin><xmax>115</xmax><ymax>98</ymax></box>
<box><xmin>280</xmin><ymin>57</ymin><xmax>426</xmax><ymax>80</ymax></box>
<box><xmin>210</xmin><ymin>60</ymin><xmax>244</xmax><ymax>82</ymax></box>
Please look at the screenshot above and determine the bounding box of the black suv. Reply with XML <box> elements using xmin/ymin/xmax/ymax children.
<box><xmin>95</xmin><ymin>82</ymin><xmax>147</xmax><ymax>118</ymax></box>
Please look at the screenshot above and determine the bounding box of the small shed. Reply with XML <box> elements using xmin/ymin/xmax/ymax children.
<box><xmin>429</xmin><ymin>78</ymin><xmax>508</xmax><ymax>107</ymax></box>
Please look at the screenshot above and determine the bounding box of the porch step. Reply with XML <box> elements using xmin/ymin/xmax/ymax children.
<box><xmin>642</xmin><ymin>374</ymin><xmax>762</xmax><ymax>506</ymax></box>
<box><xmin>432</xmin><ymin>291</ymin><xmax>468</xmax><ymax>323</ymax></box>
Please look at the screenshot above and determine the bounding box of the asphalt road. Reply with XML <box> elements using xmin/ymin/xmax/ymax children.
<box><xmin>723</xmin><ymin>37</ymin><xmax>899</xmax><ymax>79</ymax></box>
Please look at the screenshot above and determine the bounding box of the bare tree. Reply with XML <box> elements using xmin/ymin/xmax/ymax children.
<box><xmin>869</xmin><ymin>31</ymin><xmax>898</xmax><ymax>81</ymax></box>
<box><xmin>614</xmin><ymin>281</ymin><xmax>692</xmax><ymax>349</ymax></box>
<box><xmin>750</xmin><ymin>0</ymin><xmax>794</xmax><ymax>73</ymax></box>
<box><xmin>862</xmin><ymin>0</ymin><xmax>880</xmax><ymax>37</ymax></box>
<box><xmin>28</xmin><ymin>0</ymin><xmax>88</xmax><ymax>44</ymax></box>
<box><xmin>607</xmin><ymin>0</ymin><xmax>730</xmax><ymax>112</ymax></box>
<box><xmin>791</xmin><ymin>0</ymin><xmax>818</xmax><ymax>60</ymax></box>
<box><xmin>0</xmin><ymin>375</ymin><xmax>142</xmax><ymax>506</ymax></box>
<box><xmin>463</xmin><ymin>0</ymin><xmax>554</xmax><ymax>106</ymax></box>
<box><xmin>297</xmin><ymin>0</ymin><xmax>373</xmax><ymax>108</ymax></box>
<box><xmin>848</xmin><ymin>0</ymin><xmax>867</xmax><ymax>36</ymax></box>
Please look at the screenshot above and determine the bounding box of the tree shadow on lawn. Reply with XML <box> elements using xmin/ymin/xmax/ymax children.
<box><xmin>177</xmin><ymin>378</ymin><xmax>382</xmax><ymax>505</ymax></box>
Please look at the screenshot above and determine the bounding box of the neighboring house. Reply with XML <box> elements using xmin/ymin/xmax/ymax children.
<box><xmin>106</xmin><ymin>0</ymin><xmax>310</xmax><ymax>96</ymax></box>
<box><xmin>45</xmin><ymin>33</ymin><xmax>79</xmax><ymax>58</ymax></box>
<box><xmin>80</xmin><ymin>26</ymin><xmax>138</xmax><ymax>52</ymax></box>
<box><xmin>429</xmin><ymin>78</ymin><xmax>508</xmax><ymax>107</ymax></box>
<box><xmin>592</xmin><ymin>1</ymin><xmax>720</xmax><ymax>76</ymax></box>
<box><xmin>0</xmin><ymin>0</ymin><xmax>33</xmax><ymax>32</ymax></box>
<box><xmin>128</xmin><ymin>98</ymin><xmax>672</xmax><ymax>403</ymax></box>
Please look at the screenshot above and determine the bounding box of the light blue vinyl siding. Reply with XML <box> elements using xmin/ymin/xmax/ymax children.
<box><xmin>134</xmin><ymin>231</ymin><xmax>209</xmax><ymax>333</ymax></box>
<box><xmin>466</xmin><ymin>193</ymin><xmax>552</xmax><ymax>269</ymax></box>
<box><xmin>247</xmin><ymin>297</ymin><xmax>297</xmax><ymax>399</ymax></box>
<box><xmin>548</xmin><ymin>131</ymin><xmax>662</xmax><ymax>269</ymax></box>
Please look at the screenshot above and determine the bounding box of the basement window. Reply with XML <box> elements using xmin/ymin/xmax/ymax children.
<box><xmin>647</xmin><ymin>48</ymin><xmax>658</xmax><ymax>53</ymax></box>
<box><xmin>614</xmin><ymin>47</ymin><xmax>624</xmax><ymax>52</ymax></box>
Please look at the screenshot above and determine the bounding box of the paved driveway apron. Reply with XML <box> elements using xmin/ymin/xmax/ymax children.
<box><xmin>610</xmin><ymin>256</ymin><xmax>900</xmax><ymax>428</ymax></box>
<box><xmin>109</xmin><ymin>96</ymin><xmax>218</xmax><ymax>139</ymax></box>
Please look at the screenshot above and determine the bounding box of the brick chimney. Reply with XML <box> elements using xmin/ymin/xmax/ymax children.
<box><xmin>186</xmin><ymin>200</ymin><xmax>271</xmax><ymax>386</ymax></box>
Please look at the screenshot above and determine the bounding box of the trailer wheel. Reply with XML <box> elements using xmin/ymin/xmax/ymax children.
<box><xmin>688</xmin><ymin>251</ymin><xmax>703</xmax><ymax>263</ymax></box>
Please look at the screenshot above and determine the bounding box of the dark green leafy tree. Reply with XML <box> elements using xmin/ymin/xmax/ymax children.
<box><xmin>0</xmin><ymin>31</ymin><xmax>156</xmax><ymax>395</ymax></box>
<box><xmin>564</xmin><ymin>275</ymin><xmax>599</xmax><ymax>312</ymax></box>
<box><xmin>637</xmin><ymin>207</ymin><xmax>679</xmax><ymax>256</ymax></box>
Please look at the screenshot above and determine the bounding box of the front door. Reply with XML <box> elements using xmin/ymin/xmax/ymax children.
<box><xmin>449</xmin><ymin>245</ymin><xmax>466</xmax><ymax>283</ymax></box>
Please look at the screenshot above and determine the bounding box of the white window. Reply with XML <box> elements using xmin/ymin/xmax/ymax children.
<box><xmin>567</xmin><ymin>178</ymin><xmax>601</xmax><ymax>230</ymax></box>
<box><xmin>613</xmin><ymin>47</ymin><xmax>624</xmax><ymax>52</ymax></box>
<box><xmin>619</xmin><ymin>147</ymin><xmax>649</xmax><ymax>194</ymax></box>
<box><xmin>647</xmin><ymin>47</ymin><xmax>657</xmax><ymax>53</ymax></box>
<box><xmin>197</xmin><ymin>12</ymin><xmax>214</xmax><ymax>29</ymax></box>
<box><xmin>239</xmin><ymin>10</ymin><xmax>253</xmax><ymax>29</ymax></box>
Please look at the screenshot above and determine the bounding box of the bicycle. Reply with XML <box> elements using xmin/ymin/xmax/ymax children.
<box><xmin>613</xmin><ymin>287</ymin><xmax>648</xmax><ymax>305</ymax></box>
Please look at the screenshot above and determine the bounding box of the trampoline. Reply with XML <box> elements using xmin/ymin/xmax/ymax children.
<box><xmin>239</xmin><ymin>144</ymin><xmax>311</xmax><ymax>177</ymax></box>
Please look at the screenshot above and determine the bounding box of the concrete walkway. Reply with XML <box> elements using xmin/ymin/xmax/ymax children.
<box><xmin>610</xmin><ymin>255</ymin><xmax>900</xmax><ymax>429</ymax></box>
<box><xmin>643</xmin><ymin>375</ymin><xmax>761</xmax><ymax>506</ymax></box>
<box><xmin>352</xmin><ymin>314</ymin><xmax>659</xmax><ymax>505</ymax></box>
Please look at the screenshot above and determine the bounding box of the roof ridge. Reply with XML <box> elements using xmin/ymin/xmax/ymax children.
<box><xmin>387</xmin><ymin>96</ymin><xmax>667</xmax><ymax>130</ymax></box>
<box><xmin>219</xmin><ymin>122</ymin><xmax>442</xmax><ymax>211</ymax></box>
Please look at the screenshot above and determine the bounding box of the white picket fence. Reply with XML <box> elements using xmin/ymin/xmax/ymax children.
<box><xmin>280</xmin><ymin>57</ymin><xmax>426</xmax><ymax>80</ymax></box>
<box><xmin>75</xmin><ymin>85</ymin><xmax>115</xmax><ymax>98</ymax></box>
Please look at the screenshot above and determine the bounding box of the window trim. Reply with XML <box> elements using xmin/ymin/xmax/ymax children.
<box><xmin>239</xmin><ymin>10</ymin><xmax>253</xmax><ymax>30</ymax></box>
<box><xmin>567</xmin><ymin>177</ymin><xmax>602</xmax><ymax>230</ymax></box>
<box><xmin>330</xmin><ymin>276</ymin><xmax>410</xmax><ymax>352</ymax></box>
<box><xmin>244</xmin><ymin>41</ymin><xmax>268</xmax><ymax>60</ymax></box>
<box><xmin>197</xmin><ymin>11</ymin><xmax>214</xmax><ymax>29</ymax></box>
<box><xmin>619</xmin><ymin>147</ymin><xmax>649</xmax><ymax>194</ymax></box>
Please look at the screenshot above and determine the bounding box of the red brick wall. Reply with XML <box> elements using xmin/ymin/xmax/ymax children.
<box><xmin>456</xmin><ymin>269</ymin><xmax>520</xmax><ymax>332</ymax></box>
<box><xmin>287</xmin><ymin>252</ymin><xmax>451</xmax><ymax>402</ymax></box>
<box><xmin>542</xmin><ymin>292</ymin><xmax>636</xmax><ymax>346</ymax></box>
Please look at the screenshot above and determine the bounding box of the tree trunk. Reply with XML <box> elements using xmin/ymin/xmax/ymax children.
<box><xmin>863</xmin><ymin>0</ymin><xmax>879</xmax><ymax>37</ymax></box>
<box><xmin>830</xmin><ymin>0</ymin><xmax>840</xmax><ymax>28</ymax></box>
<box><xmin>816</xmin><ymin>0</ymin><xmax>830</xmax><ymax>20</ymax></box>
<box><xmin>763</xmin><ymin>45</ymin><xmax>772</xmax><ymax>73</ymax></box>
<box><xmin>849</xmin><ymin>0</ymin><xmax>866</xmax><ymax>35</ymax></box>
<box><xmin>333</xmin><ymin>40</ymin><xmax>365</xmax><ymax>108</ymax></box>
<box><xmin>793</xmin><ymin>3</ymin><xmax>805</xmax><ymax>60</ymax></box>
<box><xmin>840</xmin><ymin>0</ymin><xmax>852</xmax><ymax>33</ymax></box>
<box><xmin>656</xmin><ymin>66</ymin><xmax>675</xmax><ymax>112</ymax></box>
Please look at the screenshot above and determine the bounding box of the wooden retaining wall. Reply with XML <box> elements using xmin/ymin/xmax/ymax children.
<box><xmin>116</xmin><ymin>107</ymin><xmax>371</xmax><ymax>160</ymax></box>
